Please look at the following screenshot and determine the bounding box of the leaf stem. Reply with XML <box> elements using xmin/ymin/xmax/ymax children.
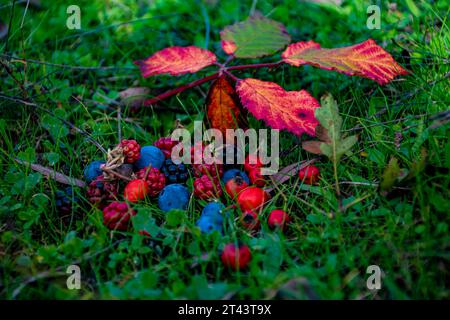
<box><xmin>142</xmin><ymin>61</ymin><xmax>284</xmax><ymax>106</ymax></box>
<box><xmin>144</xmin><ymin>73</ymin><xmax>219</xmax><ymax>105</ymax></box>
<box><xmin>227</xmin><ymin>61</ymin><xmax>283</xmax><ymax>71</ymax></box>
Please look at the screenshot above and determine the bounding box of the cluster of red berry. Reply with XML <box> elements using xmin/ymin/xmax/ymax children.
<box><xmin>203</xmin><ymin>153</ymin><xmax>320</xmax><ymax>271</ymax></box>
<box><xmin>84</xmin><ymin>136</ymin><xmax>321</xmax><ymax>271</ymax></box>
<box><xmin>86</xmin><ymin>138</ymin><xmax>178</xmax><ymax>230</ymax></box>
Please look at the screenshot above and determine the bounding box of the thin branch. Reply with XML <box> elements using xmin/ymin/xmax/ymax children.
<box><xmin>14</xmin><ymin>158</ymin><xmax>86</xmax><ymax>188</ymax></box>
<box><xmin>0</xmin><ymin>53</ymin><xmax>136</xmax><ymax>71</ymax></box>
<box><xmin>0</xmin><ymin>94</ymin><xmax>107</xmax><ymax>154</ymax></box>
<box><xmin>142</xmin><ymin>61</ymin><xmax>284</xmax><ymax>106</ymax></box>
<box><xmin>0</xmin><ymin>59</ymin><xmax>28</xmax><ymax>98</ymax></box>
<box><xmin>143</xmin><ymin>73</ymin><xmax>219</xmax><ymax>105</ymax></box>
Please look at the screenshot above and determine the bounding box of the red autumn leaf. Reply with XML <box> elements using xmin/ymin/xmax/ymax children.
<box><xmin>236</xmin><ymin>78</ymin><xmax>320</xmax><ymax>136</ymax></box>
<box><xmin>281</xmin><ymin>39</ymin><xmax>408</xmax><ymax>85</ymax></box>
<box><xmin>206</xmin><ymin>75</ymin><xmax>247</xmax><ymax>137</ymax></box>
<box><xmin>134</xmin><ymin>46</ymin><xmax>217</xmax><ymax>78</ymax></box>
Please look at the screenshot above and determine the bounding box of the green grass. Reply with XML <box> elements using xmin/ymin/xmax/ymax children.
<box><xmin>0</xmin><ymin>0</ymin><xmax>449</xmax><ymax>299</ymax></box>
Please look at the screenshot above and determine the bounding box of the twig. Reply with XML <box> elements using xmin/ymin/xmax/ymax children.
<box><xmin>142</xmin><ymin>61</ymin><xmax>284</xmax><ymax>106</ymax></box>
<box><xmin>0</xmin><ymin>94</ymin><xmax>107</xmax><ymax>154</ymax></box>
<box><xmin>101</xmin><ymin>168</ymin><xmax>132</xmax><ymax>182</ymax></box>
<box><xmin>14</xmin><ymin>158</ymin><xmax>86</xmax><ymax>188</ymax></box>
<box><xmin>11</xmin><ymin>239</ymin><xmax>124</xmax><ymax>299</ymax></box>
<box><xmin>143</xmin><ymin>73</ymin><xmax>219</xmax><ymax>105</ymax></box>
<box><xmin>0</xmin><ymin>53</ymin><xmax>136</xmax><ymax>71</ymax></box>
<box><xmin>0</xmin><ymin>59</ymin><xmax>28</xmax><ymax>98</ymax></box>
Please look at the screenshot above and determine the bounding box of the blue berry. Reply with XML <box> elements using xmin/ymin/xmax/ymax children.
<box><xmin>196</xmin><ymin>216</ymin><xmax>222</xmax><ymax>234</ymax></box>
<box><xmin>83</xmin><ymin>160</ymin><xmax>105</xmax><ymax>183</ymax></box>
<box><xmin>158</xmin><ymin>184</ymin><xmax>190</xmax><ymax>212</ymax></box>
<box><xmin>134</xmin><ymin>146</ymin><xmax>165</xmax><ymax>170</ymax></box>
<box><xmin>55</xmin><ymin>187</ymin><xmax>78</xmax><ymax>214</ymax></box>
<box><xmin>201</xmin><ymin>202</ymin><xmax>226</xmax><ymax>218</ymax></box>
<box><xmin>222</xmin><ymin>169</ymin><xmax>250</xmax><ymax>185</ymax></box>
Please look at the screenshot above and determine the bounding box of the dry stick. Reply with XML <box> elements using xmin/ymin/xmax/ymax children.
<box><xmin>0</xmin><ymin>94</ymin><xmax>107</xmax><ymax>154</ymax></box>
<box><xmin>1</xmin><ymin>61</ymin><xmax>107</xmax><ymax>154</ymax></box>
<box><xmin>11</xmin><ymin>239</ymin><xmax>124</xmax><ymax>299</ymax></box>
<box><xmin>0</xmin><ymin>53</ymin><xmax>137</xmax><ymax>71</ymax></box>
<box><xmin>14</xmin><ymin>158</ymin><xmax>86</xmax><ymax>188</ymax></box>
<box><xmin>143</xmin><ymin>61</ymin><xmax>283</xmax><ymax>106</ymax></box>
<box><xmin>101</xmin><ymin>168</ymin><xmax>132</xmax><ymax>182</ymax></box>
<box><xmin>0</xmin><ymin>59</ymin><xmax>28</xmax><ymax>98</ymax></box>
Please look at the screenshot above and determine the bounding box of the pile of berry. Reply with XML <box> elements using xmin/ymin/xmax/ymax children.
<box><xmin>76</xmin><ymin>137</ymin><xmax>320</xmax><ymax>271</ymax></box>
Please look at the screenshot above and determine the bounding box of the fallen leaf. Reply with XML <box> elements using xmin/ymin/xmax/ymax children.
<box><xmin>119</xmin><ymin>87</ymin><xmax>150</xmax><ymax>108</ymax></box>
<box><xmin>380</xmin><ymin>157</ymin><xmax>400</xmax><ymax>192</ymax></box>
<box><xmin>134</xmin><ymin>46</ymin><xmax>217</xmax><ymax>77</ymax></box>
<box><xmin>265</xmin><ymin>159</ymin><xmax>317</xmax><ymax>193</ymax></box>
<box><xmin>236</xmin><ymin>78</ymin><xmax>319</xmax><ymax>136</ymax></box>
<box><xmin>301</xmin><ymin>141</ymin><xmax>322</xmax><ymax>155</ymax></box>
<box><xmin>282</xmin><ymin>39</ymin><xmax>408</xmax><ymax>85</ymax></box>
<box><xmin>220</xmin><ymin>13</ymin><xmax>291</xmax><ymax>58</ymax></box>
<box><xmin>206</xmin><ymin>75</ymin><xmax>247</xmax><ymax>137</ymax></box>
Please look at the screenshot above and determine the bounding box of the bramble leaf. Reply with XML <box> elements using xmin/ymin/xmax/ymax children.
<box><xmin>206</xmin><ymin>75</ymin><xmax>247</xmax><ymax>137</ymax></box>
<box><xmin>302</xmin><ymin>94</ymin><xmax>357</xmax><ymax>162</ymax></box>
<box><xmin>282</xmin><ymin>39</ymin><xmax>408</xmax><ymax>85</ymax></box>
<box><xmin>236</xmin><ymin>78</ymin><xmax>320</xmax><ymax>136</ymax></box>
<box><xmin>134</xmin><ymin>46</ymin><xmax>217</xmax><ymax>77</ymax></box>
<box><xmin>220</xmin><ymin>14</ymin><xmax>291</xmax><ymax>58</ymax></box>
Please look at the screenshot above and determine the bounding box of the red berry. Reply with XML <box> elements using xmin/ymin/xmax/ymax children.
<box><xmin>298</xmin><ymin>165</ymin><xmax>320</xmax><ymax>185</ymax></box>
<box><xmin>268</xmin><ymin>209</ymin><xmax>291</xmax><ymax>231</ymax></box>
<box><xmin>190</xmin><ymin>142</ymin><xmax>205</xmax><ymax>164</ymax></box>
<box><xmin>244</xmin><ymin>154</ymin><xmax>263</xmax><ymax>173</ymax></box>
<box><xmin>193</xmin><ymin>174</ymin><xmax>222</xmax><ymax>200</ymax></box>
<box><xmin>193</xmin><ymin>163</ymin><xmax>223</xmax><ymax>178</ymax></box>
<box><xmin>103</xmin><ymin>201</ymin><xmax>136</xmax><ymax>231</ymax></box>
<box><xmin>154</xmin><ymin>137</ymin><xmax>179</xmax><ymax>159</ymax></box>
<box><xmin>136</xmin><ymin>167</ymin><xmax>166</xmax><ymax>196</ymax></box>
<box><xmin>240</xmin><ymin>210</ymin><xmax>260</xmax><ymax>231</ymax></box>
<box><xmin>120</xmin><ymin>139</ymin><xmax>141</xmax><ymax>163</ymax></box>
<box><xmin>86</xmin><ymin>175</ymin><xmax>118</xmax><ymax>207</ymax></box>
<box><xmin>237</xmin><ymin>187</ymin><xmax>270</xmax><ymax>212</ymax></box>
<box><xmin>221</xmin><ymin>243</ymin><xmax>251</xmax><ymax>271</ymax></box>
<box><xmin>248</xmin><ymin>167</ymin><xmax>266</xmax><ymax>187</ymax></box>
<box><xmin>124</xmin><ymin>179</ymin><xmax>150</xmax><ymax>203</ymax></box>
<box><xmin>225</xmin><ymin>176</ymin><xmax>249</xmax><ymax>199</ymax></box>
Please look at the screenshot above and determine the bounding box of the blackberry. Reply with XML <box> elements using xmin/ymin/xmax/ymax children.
<box><xmin>161</xmin><ymin>159</ymin><xmax>189</xmax><ymax>184</ymax></box>
<box><xmin>55</xmin><ymin>187</ymin><xmax>78</xmax><ymax>214</ymax></box>
<box><xmin>86</xmin><ymin>175</ymin><xmax>119</xmax><ymax>207</ymax></box>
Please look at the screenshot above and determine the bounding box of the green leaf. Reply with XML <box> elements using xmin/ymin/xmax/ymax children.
<box><xmin>313</xmin><ymin>94</ymin><xmax>358</xmax><ymax>163</ymax></box>
<box><xmin>339</xmin><ymin>135</ymin><xmax>358</xmax><ymax>157</ymax></box>
<box><xmin>405</xmin><ymin>0</ymin><xmax>421</xmax><ymax>17</ymax></box>
<box><xmin>131</xmin><ymin>208</ymin><xmax>160</xmax><ymax>236</ymax></box>
<box><xmin>44</xmin><ymin>152</ymin><xmax>60</xmax><ymax>166</ymax></box>
<box><xmin>220</xmin><ymin>13</ymin><xmax>291</xmax><ymax>58</ymax></box>
<box><xmin>315</xmin><ymin>93</ymin><xmax>342</xmax><ymax>142</ymax></box>
<box><xmin>166</xmin><ymin>209</ymin><xmax>186</xmax><ymax>227</ymax></box>
<box><xmin>41</xmin><ymin>114</ymin><xmax>69</xmax><ymax>139</ymax></box>
<box><xmin>17</xmin><ymin>147</ymin><xmax>36</xmax><ymax>163</ymax></box>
